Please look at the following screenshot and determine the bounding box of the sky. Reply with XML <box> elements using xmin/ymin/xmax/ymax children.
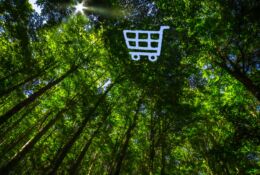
<box><xmin>29</xmin><ymin>0</ymin><xmax>42</xmax><ymax>14</ymax></box>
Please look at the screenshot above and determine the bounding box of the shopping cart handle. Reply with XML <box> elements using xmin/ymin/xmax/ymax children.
<box><xmin>160</xmin><ymin>26</ymin><xmax>170</xmax><ymax>31</ymax></box>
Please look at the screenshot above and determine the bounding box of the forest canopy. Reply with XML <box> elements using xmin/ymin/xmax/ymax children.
<box><xmin>0</xmin><ymin>0</ymin><xmax>259</xmax><ymax>174</ymax></box>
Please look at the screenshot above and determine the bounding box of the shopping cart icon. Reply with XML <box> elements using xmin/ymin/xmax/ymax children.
<box><xmin>123</xmin><ymin>26</ymin><xmax>170</xmax><ymax>62</ymax></box>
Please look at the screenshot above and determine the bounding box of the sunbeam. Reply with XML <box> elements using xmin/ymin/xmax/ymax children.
<box><xmin>73</xmin><ymin>1</ymin><xmax>128</xmax><ymax>18</ymax></box>
<box><xmin>84</xmin><ymin>6</ymin><xmax>128</xmax><ymax>18</ymax></box>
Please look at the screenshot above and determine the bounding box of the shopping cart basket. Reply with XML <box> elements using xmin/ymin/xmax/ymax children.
<box><xmin>123</xmin><ymin>26</ymin><xmax>170</xmax><ymax>62</ymax></box>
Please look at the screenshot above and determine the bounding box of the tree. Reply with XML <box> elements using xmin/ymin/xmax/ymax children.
<box><xmin>0</xmin><ymin>0</ymin><xmax>259</xmax><ymax>174</ymax></box>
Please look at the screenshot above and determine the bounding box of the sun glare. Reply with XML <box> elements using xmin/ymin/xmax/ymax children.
<box><xmin>74</xmin><ymin>2</ymin><xmax>87</xmax><ymax>14</ymax></box>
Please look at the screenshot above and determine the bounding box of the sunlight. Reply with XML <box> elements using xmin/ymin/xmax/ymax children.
<box><xmin>74</xmin><ymin>2</ymin><xmax>87</xmax><ymax>15</ymax></box>
<box><xmin>72</xmin><ymin>1</ymin><xmax>127</xmax><ymax>18</ymax></box>
<box><xmin>29</xmin><ymin>0</ymin><xmax>42</xmax><ymax>14</ymax></box>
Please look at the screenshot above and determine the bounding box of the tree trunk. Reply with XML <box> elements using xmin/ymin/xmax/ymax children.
<box><xmin>0</xmin><ymin>63</ymin><xmax>56</xmax><ymax>98</ymax></box>
<box><xmin>149</xmin><ymin>113</ymin><xmax>156</xmax><ymax>175</ymax></box>
<box><xmin>160</xmin><ymin>140</ymin><xmax>166</xmax><ymax>175</ymax></box>
<box><xmin>0</xmin><ymin>110</ymin><xmax>52</xmax><ymax>158</ymax></box>
<box><xmin>69</xmin><ymin>122</ymin><xmax>103</xmax><ymax>175</ymax></box>
<box><xmin>108</xmin><ymin>134</ymin><xmax>125</xmax><ymax>175</ymax></box>
<box><xmin>87</xmin><ymin>153</ymin><xmax>98</xmax><ymax>175</ymax></box>
<box><xmin>160</xmin><ymin>116</ymin><xmax>166</xmax><ymax>175</ymax></box>
<box><xmin>0</xmin><ymin>102</ymin><xmax>39</xmax><ymax>143</ymax></box>
<box><xmin>69</xmin><ymin>108</ymin><xmax>112</xmax><ymax>175</ymax></box>
<box><xmin>216</xmin><ymin>57</ymin><xmax>260</xmax><ymax>101</ymax></box>
<box><xmin>230</xmin><ymin>69</ymin><xmax>260</xmax><ymax>101</ymax></box>
<box><xmin>48</xmin><ymin>83</ymin><xmax>116</xmax><ymax>175</ymax></box>
<box><xmin>0</xmin><ymin>66</ymin><xmax>78</xmax><ymax>126</ymax></box>
<box><xmin>0</xmin><ymin>106</ymin><xmax>70</xmax><ymax>174</ymax></box>
<box><xmin>112</xmin><ymin>100</ymin><xmax>141</xmax><ymax>175</ymax></box>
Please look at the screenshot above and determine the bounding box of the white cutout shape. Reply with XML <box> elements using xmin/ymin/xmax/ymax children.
<box><xmin>123</xmin><ymin>26</ymin><xmax>170</xmax><ymax>62</ymax></box>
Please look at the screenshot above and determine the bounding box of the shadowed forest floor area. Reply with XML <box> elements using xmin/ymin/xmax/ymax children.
<box><xmin>0</xmin><ymin>0</ymin><xmax>260</xmax><ymax>174</ymax></box>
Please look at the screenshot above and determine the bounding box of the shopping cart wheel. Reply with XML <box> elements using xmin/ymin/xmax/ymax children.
<box><xmin>149</xmin><ymin>55</ymin><xmax>158</xmax><ymax>62</ymax></box>
<box><xmin>131</xmin><ymin>54</ymin><xmax>140</xmax><ymax>61</ymax></box>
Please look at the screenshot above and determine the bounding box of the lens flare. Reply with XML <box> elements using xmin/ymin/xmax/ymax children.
<box><xmin>73</xmin><ymin>1</ymin><xmax>128</xmax><ymax>18</ymax></box>
<box><xmin>74</xmin><ymin>2</ymin><xmax>87</xmax><ymax>14</ymax></box>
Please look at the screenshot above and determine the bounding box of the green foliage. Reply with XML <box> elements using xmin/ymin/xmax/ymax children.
<box><xmin>0</xmin><ymin>0</ymin><xmax>259</xmax><ymax>174</ymax></box>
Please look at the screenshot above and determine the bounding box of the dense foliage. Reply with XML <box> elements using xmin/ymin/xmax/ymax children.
<box><xmin>0</xmin><ymin>0</ymin><xmax>259</xmax><ymax>174</ymax></box>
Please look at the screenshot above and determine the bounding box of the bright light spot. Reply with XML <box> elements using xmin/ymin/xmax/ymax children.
<box><xmin>84</xmin><ymin>24</ymin><xmax>92</xmax><ymax>31</ymax></box>
<box><xmin>29</xmin><ymin>0</ymin><xmax>42</xmax><ymax>14</ymax></box>
<box><xmin>74</xmin><ymin>2</ymin><xmax>87</xmax><ymax>15</ymax></box>
<box><xmin>97</xmin><ymin>78</ymin><xmax>112</xmax><ymax>94</ymax></box>
<box><xmin>103</xmin><ymin>79</ymin><xmax>112</xmax><ymax>91</ymax></box>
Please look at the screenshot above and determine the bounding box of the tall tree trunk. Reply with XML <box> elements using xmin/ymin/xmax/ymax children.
<box><xmin>87</xmin><ymin>152</ymin><xmax>98</xmax><ymax>175</ymax></box>
<box><xmin>222</xmin><ymin>63</ymin><xmax>260</xmax><ymax>101</ymax></box>
<box><xmin>48</xmin><ymin>83</ymin><xmax>116</xmax><ymax>175</ymax></box>
<box><xmin>69</xmin><ymin>108</ymin><xmax>112</xmax><ymax>175</ymax></box>
<box><xmin>230</xmin><ymin>69</ymin><xmax>260</xmax><ymax>101</ymax></box>
<box><xmin>215</xmin><ymin>55</ymin><xmax>260</xmax><ymax>101</ymax></box>
<box><xmin>0</xmin><ymin>66</ymin><xmax>78</xmax><ymax>126</ymax></box>
<box><xmin>0</xmin><ymin>63</ymin><xmax>57</xmax><ymax>98</ymax></box>
<box><xmin>0</xmin><ymin>110</ymin><xmax>52</xmax><ymax>158</ymax></box>
<box><xmin>160</xmin><ymin>116</ymin><xmax>166</xmax><ymax>175</ymax></box>
<box><xmin>0</xmin><ymin>105</ymin><xmax>71</xmax><ymax>174</ymax></box>
<box><xmin>112</xmin><ymin>100</ymin><xmax>141</xmax><ymax>175</ymax></box>
<box><xmin>0</xmin><ymin>102</ymin><xmax>39</xmax><ymax>142</ymax></box>
<box><xmin>160</xmin><ymin>139</ymin><xmax>166</xmax><ymax>175</ymax></box>
<box><xmin>149</xmin><ymin>113</ymin><xmax>156</xmax><ymax>175</ymax></box>
<box><xmin>69</xmin><ymin>121</ymin><xmax>103</xmax><ymax>175</ymax></box>
<box><xmin>108</xmin><ymin>134</ymin><xmax>125</xmax><ymax>175</ymax></box>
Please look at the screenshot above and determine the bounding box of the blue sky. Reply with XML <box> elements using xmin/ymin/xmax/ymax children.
<box><xmin>29</xmin><ymin>0</ymin><xmax>42</xmax><ymax>14</ymax></box>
